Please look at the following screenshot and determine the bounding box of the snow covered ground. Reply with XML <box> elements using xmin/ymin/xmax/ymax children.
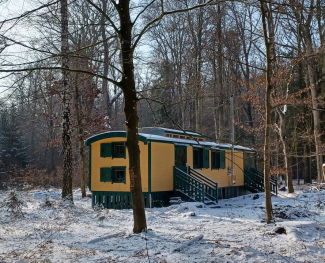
<box><xmin>1</xmin><ymin>185</ymin><xmax>325</xmax><ymax>263</ymax></box>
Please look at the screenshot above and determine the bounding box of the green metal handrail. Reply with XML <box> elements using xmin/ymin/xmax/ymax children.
<box><xmin>244</xmin><ymin>168</ymin><xmax>278</xmax><ymax>195</ymax></box>
<box><xmin>174</xmin><ymin>167</ymin><xmax>205</xmax><ymax>202</ymax></box>
<box><xmin>189</xmin><ymin>167</ymin><xmax>218</xmax><ymax>202</ymax></box>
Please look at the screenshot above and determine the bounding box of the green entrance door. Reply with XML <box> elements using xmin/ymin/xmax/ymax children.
<box><xmin>175</xmin><ymin>145</ymin><xmax>187</xmax><ymax>172</ymax></box>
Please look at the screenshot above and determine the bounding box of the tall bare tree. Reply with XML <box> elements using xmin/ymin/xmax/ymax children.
<box><xmin>260</xmin><ymin>0</ymin><xmax>273</xmax><ymax>223</ymax></box>
<box><xmin>61</xmin><ymin>0</ymin><xmax>73</xmax><ymax>201</ymax></box>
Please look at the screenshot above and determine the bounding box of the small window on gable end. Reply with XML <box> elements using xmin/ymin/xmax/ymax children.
<box><xmin>112</xmin><ymin>167</ymin><xmax>126</xmax><ymax>183</ymax></box>
<box><xmin>112</xmin><ymin>142</ymin><xmax>125</xmax><ymax>158</ymax></box>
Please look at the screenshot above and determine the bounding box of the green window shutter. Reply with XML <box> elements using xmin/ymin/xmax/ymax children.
<box><xmin>211</xmin><ymin>151</ymin><xmax>216</xmax><ymax>169</ymax></box>
<box><xmin>100</xmin><ymin>143</ymin><xmax>111</xmax><ymax>157</ymax></box>
<box><xmin>203</xmin><ymin>148</ymin><xmax>209</xmax><ymax>169</ymax></box>
<box><xmin>100</xmin><ymin>168</ymin><xmax>111</xmax><ymax>182</ymax></box>
<box><xmin>220</xmin><ymin>150</ymin><xmax>225</xmax><ymax>169</ymax></box>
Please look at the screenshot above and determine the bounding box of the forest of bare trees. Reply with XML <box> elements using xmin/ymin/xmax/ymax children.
<box><xmin>0</xmin><ymin>0</ymin><xmax>324</xmax><ymax>229</ymax></box>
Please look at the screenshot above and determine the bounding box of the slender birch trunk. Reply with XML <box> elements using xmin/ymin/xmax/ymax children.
<box><xmin>61</xmin><ymin>0</ymin><xmax>73</xmax><ymax>201</ymax></box>
<box><xmin>260</xmin><ymin>0</ymin><xmax>273</xmax><ymax>223</ymax></box>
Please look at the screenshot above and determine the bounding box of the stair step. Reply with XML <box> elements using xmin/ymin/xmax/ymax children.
<box><xmin>170</xmin><ymin>197</ymin><xmax>182</xmax><ymax>201</ymax></box>
<box><xmin>169</xmin><ymin>199</ymin><xmax>183</xmax><ymax>205</ymax></box>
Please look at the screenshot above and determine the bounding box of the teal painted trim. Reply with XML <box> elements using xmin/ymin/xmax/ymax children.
<box><xmin>92</xmin><ymin>191</ymin><xmax>132</xmax><ymax>209</ymax></box>
<box><xmin>91</xmin><ymin>191</ymin><xmax>175</xmax><ymax>208</ymax></box>
<box><xmin>86</xmin><ymin>131</ymin><xmax>254</xmax><ymax>152</ymax></box>
<box><xmin>148</xmin><ymin>139</ymin><xmax>255</xmax><ymax>152</ymax></box>
<box><xmin>217</xmin><ymin>146</ymin><xmax>256</xmax><ymax>152</ymax></box>
<box><xmin>85</xmin><ymin>131</ymin><xmax>147</xmax><ymax>146</ymax></box>
<box><xmin>148</xmin><ymin>142</ymin><xmax>151</xmax><ymax>193</ymax></box>
<box><xmin>89</xmin><ymin>146</ymin><xmax>92</xmax><ymax>191</ymax></box>
<box><xmin>151</xmin><ymin>191</ymin><xmax>174</xmax><ymax>206</ymax></box>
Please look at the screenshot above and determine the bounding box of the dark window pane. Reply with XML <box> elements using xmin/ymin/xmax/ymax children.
<box><xmin>212</xmin><ymin>151</ymin><xmax>221</xmax><ymax>169</ymax></box>
<box><xmin>111</xmin><ymin>167</ymin><xmax>126</xmax><ymax>183</ymax></box>
<box><xmin>116</xmin><ymin>145</ymin><xmax>124</xmax><ymax>154</ymax></box>
<box><xmin>177</xmin><ymin>149</ymin><xmax>186</xmax><ymax>166</ymax></box>
<box><xmin>116</xmin><ymin>170</ymin><xmax>124</xmax><ymax>179</ymax></box>
<box><xmin>112</xmin><ymin>143</ymin><xmax>125</xmax><ymax>158</ymax></box>
<box><xmin>193</xmin><ymin>148</ymin><xmax>202</xmax><ymax>168</ymax></box>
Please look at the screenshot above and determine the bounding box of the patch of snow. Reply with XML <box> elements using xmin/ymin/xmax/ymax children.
<box><xmin>0</xmin><ymin>187</ymin><xmax>324</xmax><ymax>262</ymax></box>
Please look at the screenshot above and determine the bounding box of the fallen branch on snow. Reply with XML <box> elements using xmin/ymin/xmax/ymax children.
<box><xmin>172</xmin><ymin>234</ymin><xmax>204</xmax><ymax>252</ymax></box>
<box><xmin>87</xmin><ymin>231</ymin><xmax>126</xmax><ymax>244</ymax></box>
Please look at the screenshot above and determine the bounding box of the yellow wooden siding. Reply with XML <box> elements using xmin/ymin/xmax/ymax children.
<box><xmin>151</xmin><ymin>142</ymin><xmax>174</xmax><ymax>192</ymax></box>
<box><xmin>233</xmin><ymin>150</ymin><xmax>244</xmax><ymax>186</ymax></box>
<box><xmin>187</xmin><ymin>145</ymin><xmax>193</xmax><ymax>168</ymax></box>
<box><xmin>187</xmin><ymin>148</ymin><xmax>244</xmax><ymax>188</ymax></box>
<box><xmin>90</xmin><ymin>136</ymin><xmax>244</xmax><ymax>192</ymax></box>
<box><xmin>91</xmin><ymin>138</ymin><xmax>148</xmax><ymax>192</ymax></box>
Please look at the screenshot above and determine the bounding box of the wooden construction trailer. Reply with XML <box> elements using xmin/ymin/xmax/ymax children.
<box><xmin>85</xmin><ymin>127</ymin><xmax>277</xmax><ymax>208</ymax></box>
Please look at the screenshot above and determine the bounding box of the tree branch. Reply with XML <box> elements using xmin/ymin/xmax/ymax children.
<box><xmin>0</xmin><ymin>0</ymin><xmax>60</xmax><ymax>25</ymax></box>
<box><xmin>0</xmin><ymin>67</ymin><xmax>122</xmax><ymax>87</ymax></box>
<box><xmin>84</xmin><ymin>0</ymin><xmax>120</xmax><ymax>35</ymax></box>
<box><xmin>132</xmin><ymin>0</ymin><xmax>156</xmax><ymax>25</ymax></box>
<box><xmin>132</xmin><ymin>0</ymin><xmax>220</xmax><ymax>51</ymax></box>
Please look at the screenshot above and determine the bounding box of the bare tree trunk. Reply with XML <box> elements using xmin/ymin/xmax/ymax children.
<box><xmin>74</xmin><ymin>37</ymin><xmax>87</xmax><ymax>198</ymax></box>
<box><xmin>195</xmin><ymin>91</ymin><xmax>200</xmax><ymax>132</ymax></box>
<box><xmin>292</xmin><ymin>0</ymin><xmax>324</xmax><ymax>183</ymax></box>
<box><xmin>295</xmin><ymin>122</ymin><xmax>299</xmax><ymax>185</ymax></box>
<box><xmin>260</xmin><ymin>0</ymin><xmax>273</xmax><ymax>224</ymax></box>
<box><xmin>49</xmin><ymin>98</ymin><xmax>55</xmax><ymax>172</ymax></box>
<box><xmin>306</xmin><ymin>59</ymin><xmax>323</xmax><ymax>182</ymax></box>
<box><xmin>216</xmin><ymin>5</ymin><xmax>224</xmax><ymax>141</ymax></box>
<box><xmin>101</xmin><ymin>0</ymin><xmax>110</xmax><ymax>118</ymax></box>
<box><xmin>212</xmin><ymin>46</ymin><xmax>218</xmax><ymax>141</ymax></box>
<box><xmin>305</xmin><ymin>21</ymin><xmax>323</xmax><ymax>183</ymax></box>
<box><xmin>119</xmin><ymin>1</ymin><xmax>146</xmax><ymax>233</ymax></box>
<box><xmin>303</xmin><ymin>144</ymin><xmax>312</xmax><ymax>183</ymax></box>
<box><xmin>276</xmin><ymin>109</ymin><xmax>294</xmax><ymax>193</ymax></box>
<box><xmin>61</xmin><ymin>0</ymin><xmax>73</xmax><ymax>201</ymax></box>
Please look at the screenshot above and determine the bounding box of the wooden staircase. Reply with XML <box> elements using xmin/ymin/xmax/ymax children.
<box><xmin>173</xmin><ymin>166</ymin><xmax>277</xmax><ymax>206</ymax></box>
<box><xmin>244</xmin><ymin>167</ymin><xmax>278</xmax><ymax>195</ymax></box>
<box><xmin>173</xmin><ymin>167</ymin><xmax>218</xmax><ymax>204</ymax></box>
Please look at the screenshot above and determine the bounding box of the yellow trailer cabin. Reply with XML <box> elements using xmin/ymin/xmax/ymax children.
<box><xmin>85</xmin><ymin>127</ymin><xmax>277</xmax><ymax>209</ymax></box>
